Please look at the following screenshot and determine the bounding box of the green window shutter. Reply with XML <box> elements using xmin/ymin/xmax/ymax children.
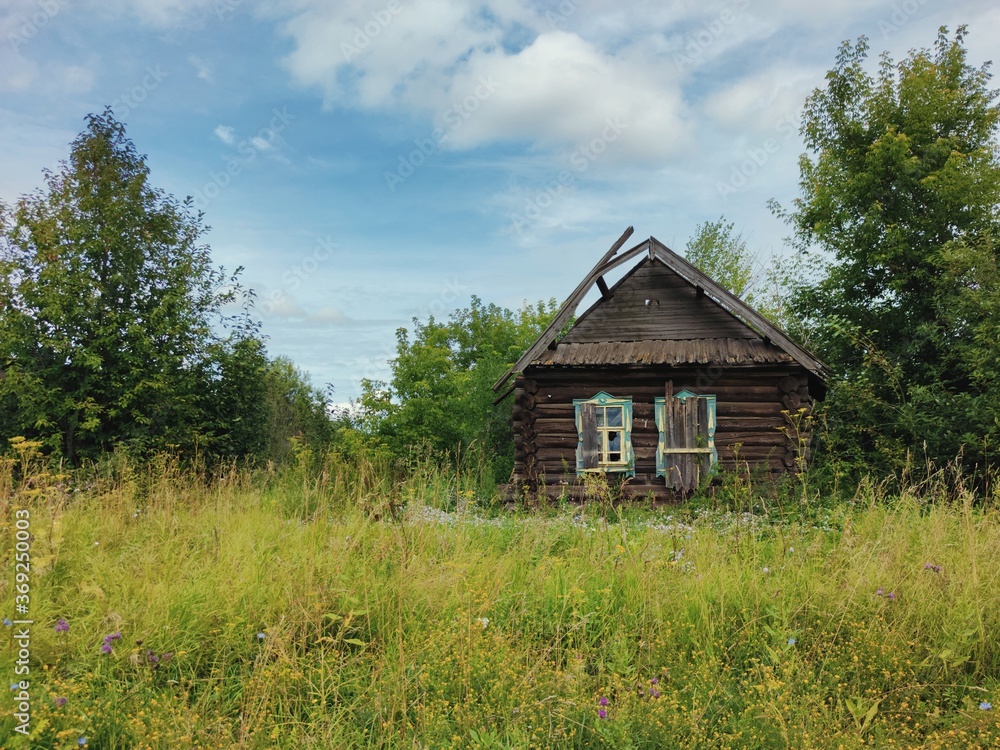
<box><xmin>574</xmin><ymin>393</ymin><xmax>633</xmax><ymax>476</ymax></box>
<box><xmin>576</xmin><ymin>401</ymin><xmax>599</xmax><ymax>471</ymax></box>
<box><xmin>656</xmin><ymin>392</ymin><xmax>718</xmax><ymax>488</ymax></box>
<box><xmin>706</xmin><ymin>395</ymin><xmax>718</xmax><ymax>466</ymax></box>
<box><xmin>623</xmin><ymin>399</ymin><xmax>635</xmax><ymax>477</ymax></box>
<box><xmin>654</xmin><ymin>397</ymin><xmax>666</xmax><ymax>478</ymax></box>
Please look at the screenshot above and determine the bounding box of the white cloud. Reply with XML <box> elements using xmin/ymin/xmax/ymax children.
<box><xmin>441</xmin><ymin>31</ymin><xmax>689</xmax><ymax>161</ymax></box>
<box><xmin>275</xmin><ymin>1</ymin><xmax>692</xmax><ymax>161</ymax></box>
<box><xmin>309</xmin><ymin>306</ymin><xmax>348</xmax><ymax>324</ymax></box>
<box><xmin>188</xmin><ymin>54</ymin><xmax>212</xmax><ymax>81</ymax></box>
<box><xmin>99</xmin><ymin>0</ymin><xmax>218</xmax><ymax>26</ymax></box>
<box><xmin>214</xmin><ymin>124</ymin><xmax>235</xmax><ymax>144</ymax></box>
<box><xmin>250</xmin><ymin>135</ymin><xmax>273</xmax><ymax>151</ymax></box>
<box><xmin>701</xmin><ymin>68</ymin><xmax>817</xmax><ymax>135</ymax></box>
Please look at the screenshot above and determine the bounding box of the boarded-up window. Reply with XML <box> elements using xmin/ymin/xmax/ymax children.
<box><xmin>573</xmin><ymin>392</ymin><xmax>634</xmax><ymax>476</ymax></box>
<box><xmin>655</xmin><ymin>389</ymin><xmax>717</xmax><ymax>492</ymax></box>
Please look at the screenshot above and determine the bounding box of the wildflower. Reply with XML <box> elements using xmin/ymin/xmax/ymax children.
<box><xmin>651</xmin><ymin>677</ymin><xmax>659</xmax><ymax>684</ymax></box>
<box><xmin>876</xmin><ymin>588</ymin><xmax>884</xmax><ymax>596</ymax></box>
<box><xmin>924</xmin><ymin>563</ymin><xmax>942</xmax><ymax>573</ymax></box>
<box><xmin>10</xmin><ymin>683</ymin><xmax>19</xmax><ymax>690</ymax></box>
<box><xmin>649</xmin><ymin>687</ymin><xmax>661</xmax><ymax>698</ymax></box>
<box><xmin>2</xmin><ymin>619</ymin><xmax>12</xmax><ymax>627</ymax></box>
<box><xmin>476</xmin><ymin>617</ymin><xmax>490</xmax><ymax>630</ymax></box>
<box><xmin>55</xmin><ymin>618</ymin><xmax>69</xmax><ymax>633</ymax></box>
<box><xmin>54</xmin><ymin>696</ymin><xmax>68</xmax><ymax>707</ymax></box>
<box><xmin>599</xmin><ymin>696</ymin><xmax>609</xmax><ymax>706</ymax></box>
<box><xmin>762</xmin><ymin>567</ymin><xmax>770</xmax><ymax>574</ymax></box>
<box><xmin>787</xmin><ymin>638</ymin><xmax>797</xmax><ymax>646</ymax></box>
<box><xmin>981</xmin><ymin>701</ymin><xmax>993</xmax><ymax>711</ymax></box>
<box><xmin>257</xmin><ymin>632</ymin><xmax>266</xmax><ymax>641</ymax></box>
<box><xmin>78</xmin><ymin>738</ymin><xmax>88</xmax><ymax>746</ymax></box>
<box><xmin>598</xmin><ymin>709</ymin><xmax>608</xmax><ymax>719</ymax></box>
<box><xmin>887</xmin><ymin>592</ymin><xmax>896</xmax><ymax>601</ymax></box>
<box><xmin>101</xmin><ymin>642</ymin><xmax>112</xmax><ymax>654</ymax></box>
<box><xmin>161</xmin><ymin>652</ymin><xmax>174</xmax><ymax>663</ymax></box>
<box><xmin>147</xmin><ymin>650</ymin><xmax>159</xmax><ymax>664</ymax></box>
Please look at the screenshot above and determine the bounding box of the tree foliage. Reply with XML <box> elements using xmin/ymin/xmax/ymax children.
<box><xmin>685</xmin><ymin>217</ymin><xmax>758</xmax><ymax>299</ymax></box>
<box><xmin>358</xmin><ymin>296</ymin><xmax>558</xmax><ymax>482</ymax></box>
<box><xmin>263</xmin><ymin>356</ymin><xmax>336</xmax><ymax>464</ymax></box>
<box><xmin>776</xmin><ymin>27</ymin><xmax>1000</xmax><ymax>475</ymax></box>
<box><xmin>685</xmin><ymin>216</ymin><xmax>795</xmax><ymax>329</ymax></box>
<box><xmin>0</xmin><ymin>110</ymin><xmax>271</xmax><ymax>463</ymax></box>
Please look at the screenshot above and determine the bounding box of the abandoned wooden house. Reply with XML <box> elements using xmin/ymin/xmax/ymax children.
<box><xmin>492</xmin><ymin>227</ymin><xmax>828</xmax><ymax>501</ymax></box>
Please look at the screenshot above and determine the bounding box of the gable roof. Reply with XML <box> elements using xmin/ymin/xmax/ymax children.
<box><xmin>492</xmin><ymin>228</ymin><xmax>829</xmax><ymax>394</ymax></box>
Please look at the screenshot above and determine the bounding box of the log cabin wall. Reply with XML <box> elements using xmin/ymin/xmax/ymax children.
<box><xmin>511</xmin><ymin>363</ymin><xmax>815</xmax><ymax>499</ymax></box>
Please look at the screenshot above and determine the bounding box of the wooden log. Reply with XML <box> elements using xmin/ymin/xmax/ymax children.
<box><xmin>534</xmin><ymin>384</ymin><xmax>786</xmax><ymax>401</ymax></box>
<box><xmin>782</xmin><ymin>392</ymin><xmax>802</xmax><ymax>410</ymax></box>
<box><xmin>717</xmin><ymin>402</ymin><xmax>787</xmax><ymax>417</ymax></box>
<box><xmin>516</xmin><ymin>392</ymin><xmax>536</xmax><ymax>410</ymax></box>
<box><xmin>779</xmin><ymin>375</ymin><xmax>801</xmax><ymax>394</ymax></box>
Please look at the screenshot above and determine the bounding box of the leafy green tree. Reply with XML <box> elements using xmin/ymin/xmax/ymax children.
<box><xmin>685</xmin><ymin>217</ymin><xmax>758</xmax><ymax>298</ymax></box>
<box><xmin>358</xmin><ymin>296</ymin><xmax>558</xmax><ymax>482</ymax></box>
<box><xmin>0</xmin><ymin>110</ymin><xmax>266</xmax><ymax>462</ymax></box>
<box><xmin>685</xmin><ymin>216</ymin><xmax>793</xmax><ymax>328</ymax></box>
<box><xmin>774</xmin><ymin>27</ymin><xmax>1000</xmax><ymax>475</ymax></box>
<box><xmin>262</xmin><ymin>356</ymin><xmax>335</xmax><ymax>464</ymax></box>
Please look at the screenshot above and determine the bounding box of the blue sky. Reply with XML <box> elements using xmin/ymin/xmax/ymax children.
<box><xmin>1</xmin><ymin>0</ymin><xmax>997</xmax><ymax>402</ymax></box>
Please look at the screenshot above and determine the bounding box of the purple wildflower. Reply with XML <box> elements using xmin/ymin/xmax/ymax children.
<box><xmin>55</xmin><ymin>618</ymin><xmax>69</xmax><ymax>633</ymax></box>
<box><xmin>649</xmin><ymin>687</ymin><xmax>661</xmax><ymax>698</ymax></box>
<box><xmin>100</xmin><ymin>642</ymin><xmax>112</xmax><ymax>654</ymax></box>
<box><xmin>598</xmin><ymin>696</ymin><xmax>609</xmax><ymax>706</ymax></box>
<box><xmin>651</xmin><ymin>677</ymin><xmax>659</xmax><ymax>685</ymax></box>
<box><xmin>53</xmin><ymin>696</ymin><xmax>68</xmax><ymax>707</ymax></box>
<box><xmin>924</xmin><ymin>563</ymin><xmax>942</xmax><ymax>573</ymax></box>
<box><xmin>147</xmin><ymin>650</ymin><xmax>159</xmax><ymax>664</ymax></box>
<box><xmin>161</xmin><ymin>652</ymin><xmax>174</xmax><ymax>663</ymax></box>
<box><xmin>981</xmin><ymin>701</ymin><xmax>993</xmax><ymax>711</ymax></box>
<box><xmin>598</xmin><ymin>709</ymin><xmax>608</xmax><ymax>719</ymax></box>
<box><xmin>876</xmin><ymin>588</ymin><xmax>884</xmax><ymax>596</ymax></box>
<box><xmin>887</xmin><ymin>592</ymin><xmax>896</xmax><ymax>601</ymax></box>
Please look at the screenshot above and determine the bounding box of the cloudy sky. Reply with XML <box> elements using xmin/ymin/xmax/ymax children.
<box><xmin>2</xmin><ymin>0</ymin><xmax>997</xmax><ymax>400</ymax></box>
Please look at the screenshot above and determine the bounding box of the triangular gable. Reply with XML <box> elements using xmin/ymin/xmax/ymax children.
<box><xmin>492</xmin><ymin>229</ymin><xmax>828</xmax><ymax>396</ymax></box>
<box><xmin>561</xmin><ymin>257</ymin><xmax>758</xmax><ymax>343</ymax></box>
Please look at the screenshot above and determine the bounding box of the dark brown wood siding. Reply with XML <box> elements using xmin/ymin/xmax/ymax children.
<box><xmin>561</xmin><ymin>260</ymin><xmax>757</xmax><ymax>344</ymax></box>
<box><xmin>511</xmin><ymin>364</ymin><xmax>815</xmax><ymax>497</ymax></box>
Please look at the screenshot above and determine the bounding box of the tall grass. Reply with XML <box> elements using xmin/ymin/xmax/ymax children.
<box><xmin>2</xmin><ymin>446</ymin><xmax>1000</xmax><ymax>748</ymax></box>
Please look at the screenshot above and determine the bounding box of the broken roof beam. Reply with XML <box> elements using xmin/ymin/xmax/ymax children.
<box><xmin>596</xmin><ymin>276</ymin><xmax>610</xmax><ymax>299</ymax></box>
<box><xmin>491</xmin><ymin>226</ymin><xmax>635</xmax><ymax>392</ymax></box>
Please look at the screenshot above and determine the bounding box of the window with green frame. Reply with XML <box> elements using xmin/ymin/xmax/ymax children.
<box><xmin>573</xmin><ymin>392</ymin><xmax>634</xmax><ymax>476</ymax></box>
<box><xmin>655</xmin><ymin>390</ymin><xmax>717</xmax><ymax>490</ymax></box>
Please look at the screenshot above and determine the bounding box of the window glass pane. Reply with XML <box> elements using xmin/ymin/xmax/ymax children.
<box><xmin>608</xmin><ymin>452</ymin><xmax>621</xmax><ymax>463</ymax></box>
<box><xmin>607</xmin><ymin>407</ymin><xmax>623</xmax><ymax>427</ymax></box>
<box><xmin>608</xmin><ymin>431</ymin><xmax>620</xmax><ymax>451</ymax></box>
<box><xmin>596</xmin><ymin>408</ymin><xmax>606</xmax><ymax>427</ymax></box>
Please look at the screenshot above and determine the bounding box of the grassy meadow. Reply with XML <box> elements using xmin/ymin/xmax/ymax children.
<box><xmin>2</xmin><ymin>446</ymin><xmax>1000</xmax><ymax>749</ymax></box>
